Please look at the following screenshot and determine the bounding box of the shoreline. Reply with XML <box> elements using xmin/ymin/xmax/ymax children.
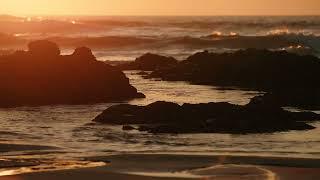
<box><xmin>1</xmin><ymin>154</ymin><xmax>320</xmax><ymax>179</ymax></box>
<box><xmin>0</xmin><ymin>143</ymin><xmax>59</xmax><ymax>153</ymax></box>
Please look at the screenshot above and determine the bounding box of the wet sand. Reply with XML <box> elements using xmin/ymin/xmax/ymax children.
<box><xmin>0</xmin><ymin>143</ymin><xmax>57</xmax><ymax>153</ymax></box>
<box><xmin>0</xmin><ymin>143</ymin><xmax>61</xmax><ymax>170</ymax></box>
<box><xmin>1</xmin><ymin>154</ymin><xmax>320</xmax><ymax>180</ymax></box>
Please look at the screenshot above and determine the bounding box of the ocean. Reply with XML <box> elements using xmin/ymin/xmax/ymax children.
<box><xmin>2</xmin><ymin>16</ymin><xmax>320</xmax><ymax>59</ymax></box>
<box><xmin>1</xmin><ymin>16</ymin><xmax>320</xmax><ymax>167</ymax></box>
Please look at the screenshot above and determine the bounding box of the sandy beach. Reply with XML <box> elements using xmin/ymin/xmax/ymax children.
<box><xmin>1</xmin><ymin>154</ymin><xmax>320</xmax><ymax>180</ymax></box>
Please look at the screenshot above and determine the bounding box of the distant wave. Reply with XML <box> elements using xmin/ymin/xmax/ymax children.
<box><xmin>278</xmin><ymin>45</ymin><xmax>315</xmax><ymax>56</ymax></box>
<box><xmin>54</xmin><ymin>33</ymin><xmax>320</xmax><ymax>57</ymax></box>
<box><xmin>0</xmin><ymin>49</ymin><xmax>15</xmax><ymax>55</ymax></box>
<box><xmin>164</xmin><ymin>20</ymin><xmax>320</xmax><ymax>30</ymax></box>
<box><xmin>0</xmin><ymin>33</ymin><xmax>26</xmax><ymax>47</ymax></box>
<box><xmin>200</xmin><ymin>32</ymin><xmax>320</xmax><ymax>54</ymax></box>
<box><xmin>1</xmin><ymin>32</ymin><xmax>320</xmax><ymax>57</ymax></box>
<box><xmin>43</xmin><ymin>35</ymin><xmax>301</xmax><ymax>50</ymax></box>
<box><xmin>52</xmin><ymin>32</ymin><xmax>318</xmax><ymax>48</ymax></box>
<box><xmin>1</xmin><ymin>16</ymin><xmax>320</xmax><ymax>34</ymax></box>
<box><xmin>68</xmin><ymin>16</ymin><xmax>320</xmax><ymax>29</ymax></box>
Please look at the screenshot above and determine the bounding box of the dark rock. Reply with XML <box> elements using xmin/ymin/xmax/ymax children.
<box><xmin>117</xmin><ymin>53</ymin><xmax>178</xmax><ymax>71</ymax></box>
<box><xmin>93</xmin><ymin>101</ymin><xmax>181</xmax><ymax>124</ymax></box>
<box><xmin>93</xmin><ymin>96</ymin><xmax>319</xmax><ymax>134</ymax></box>
<box><xmin>28</xmin><ymin>40</ymin><xmax>61</xmax><ymax>58</ymax></box>
<box><xmin>257</xmin><ymin>91</ymin><xmax>320</xmax><ymax>110</ymax></box>
<box><xmin>246</xmin><ymin>94</ymin><xmax>279</xmax><ymax>108</ymax></box>
<box><xmin>145</xmin><ymin>101</ymin><xmax>182</xmax><ymax>123</ymax></box>
<box><xmin>0</xmin><ymin>40</ymin><xmax>144</xmax><ymax>107</ymax></box>
<box><xmin>122</xmin><ymin>125</ymin><xmax>136</xmax><ymax>131</ymax></box>
<box><xmin>146</xmin><ymin>49</ymin><xmax>320</xmax><ymax>109</ymax></box>
<box><xmin>94</xmin><ymin>104</ymin><xmax>145</xmax><ymax>124</ymax></box>
<box><xmin>72</xmin><ymin>47</ymin><xmax>96</xmax><ymax>61</ymax></box>
<box><xmin>135</xmin><ymin>92</ymin><xmax>146</xmax><ymax>98</ymax></box>
<box><xmin>150</xmin><ymin>49</ymin><xmax>320</xmax><ymax>90</ymax></box>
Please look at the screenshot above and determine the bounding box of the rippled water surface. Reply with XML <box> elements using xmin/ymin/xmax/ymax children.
<box><xmin>2</xmin><ymin>16</ymin><xmax>320</xmax><ymax>59</ymax></box>
<box><xmin>0</xmin><ymin>71</ymin><xmax>319</xmax><ymax>160</ymax></box>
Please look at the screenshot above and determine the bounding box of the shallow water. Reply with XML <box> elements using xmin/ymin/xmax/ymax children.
<box><xmin>0</xmin><ymin>71</ymin><xmax>319</xmax><ymax>161</ymax></box>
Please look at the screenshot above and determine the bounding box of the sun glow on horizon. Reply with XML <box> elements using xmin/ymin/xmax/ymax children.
<box><xmin>1</xmin><ymin>0</ymin><xmax>320</xmax><ymax>16</ymax></box>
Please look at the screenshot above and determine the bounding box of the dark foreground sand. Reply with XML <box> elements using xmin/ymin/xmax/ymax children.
<box><xmin>1</xmin><ymin>154</ymin><xmax>320</xmax><ymax>180</ymax></box>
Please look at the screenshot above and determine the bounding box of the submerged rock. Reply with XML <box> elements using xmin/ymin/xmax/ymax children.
<box><xmin>0</xmin><ymin>40</ymin><xmax>144</xmax><ymax>106</ymax></box>
<box><xmin>93</xmin><ymin>96</ymin><xmax>320</xmax><ymax>134</ymax></box>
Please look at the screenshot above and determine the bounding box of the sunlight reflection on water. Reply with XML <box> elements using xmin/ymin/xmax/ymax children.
<box><xmin>0</xmin><ymin>71</ymin><xmax>319</xmax><ymax>161</ymax></box>
<box><xmin>0</xmin><ymin>160</ymin><xmax>106</xmax><ymax>176</ymax></box>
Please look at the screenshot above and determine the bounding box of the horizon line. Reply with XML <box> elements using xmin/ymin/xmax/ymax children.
<box><xmin>2</xmin><ymin>13</ymin><xmax>320</xmax><ymax>17</ymax></box>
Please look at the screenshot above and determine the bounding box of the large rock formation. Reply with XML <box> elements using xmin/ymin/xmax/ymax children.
<box><xmin>0</xmin><ymin>40</ymin><xmax>144</xmax><ymax>106</ymax></box>
<box><xmin>117</xmin><ymin>53</ymin><xmax>178</xmax><ymax>71</ymax></box>
<box><xmin>149</xmin><ymin>49</ymin><xmax>320</xmax><ymax>89</ymax></box>
<box><xmin>122</xmin><ymin>49</ymin><xmax>320</xmax><ymax>109</ymax></box>
<box><xmin>93</xmin><ymin>96</ymin><xmax>320</xmax><ymax>134</ymax></box>
<box><xmin>28</xmin><ymin>40</ymin><xmax>61</xmax><ymax>57</ymax></box>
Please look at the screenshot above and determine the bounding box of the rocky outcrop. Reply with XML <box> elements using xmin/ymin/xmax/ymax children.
<box><xmin>143</xmin><ymin>49</ymin><xmax>320</xmax><ymax>109</ymax></box>
<box><xmin>28</xmin><ymin>40</ymin><xmax>61</xmax><ymax>57</ymax></box>
<box><xmin>93</xmin><ymin>97</ymin><xmax>320</xmax><ymax>134</ymax></box>
<box><xmin>72</xmin><ymin>47</ymin><xmax>96</xmax><ymax>60</ymax></box>
<box><xmin>117</xmin><ymin>53</ymin><xmax>178</xmax><ymax>71</ymax></box>
<box><xmin>149</xmin><ymin>49</ymin><xmax>320</xmax><ymax>89</ymax></box>
<box><xmin>256</xmin><ymin>92</ymin><xmax>320</xmax><ymax>110</ymax></box>
<box><xmin>0</xmin><ymin>40</ymin><xmax>145</xmax><ymax>107</ymax></box>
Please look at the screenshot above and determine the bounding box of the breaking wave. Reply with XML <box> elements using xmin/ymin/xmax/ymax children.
<box><xmin>1</xmin><ymin>15</ymin><xmax>320</xmax><ymax>58</ymax></box>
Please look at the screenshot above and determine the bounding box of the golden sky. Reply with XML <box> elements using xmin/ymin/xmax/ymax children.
<box><xmin>1</xmin><ymin>0</ymin><xmax>320</xmax><ymax>16</ymax></box>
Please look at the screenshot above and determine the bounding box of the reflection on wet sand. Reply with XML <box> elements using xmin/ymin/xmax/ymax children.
<box><xmin>0</xmin><ymin>160</ymin><xmax>106</xmax><ymax>177</ymax></box>
<box><xmin>125</xmin><ymin>165</ymin><xmax>277</xmax><ymax>180</ymax></box>
<box><xmin>2</xmin><ymin>154</ymin><xmax>320</xmax><ymax>180</ymax></box>
<box><xmin>124</xmin><ymin>155</ymin><xmax>278</xmax><ymax>180</ymax></box>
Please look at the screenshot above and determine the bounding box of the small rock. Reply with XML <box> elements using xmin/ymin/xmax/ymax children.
<box><xmin>122</xmin><ymin>125</ymin><xmax>136</xmax><ymax>131</ymax></box>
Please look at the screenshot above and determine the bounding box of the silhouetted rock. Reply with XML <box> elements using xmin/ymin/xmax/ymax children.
<box><xmin>146</xmin><ymin>49</ymin><xmax>320</xmax><ymax>109</ymax></box>
<box><xmin>0</xmin><ymin>40</ymin><xmax>144</xmax><ymax>107</ymax></box>
<box><xmin>94</xmin><ymin>104</ymin><xmax>144</xmax><ymax>124</ymax></box>
<box><xmin>118</xmin><ymin>53</ymin><xmax>178</xmax><ymax>71</ymax></box>
<box><xmin>257</xmin><ymin>91</ymin><xmax>320</xmax><ymax>110</ymax></box>
<box><xmin>28</xmin><ymin>40</ymin><xmax>61</xmax><ymax>57</ymax></box>
<box><xmin>122</xmin><ymin>125</ymin><xmax>136</xmax><ymax>131</ymax></box>
<box><xmin>93</xmin><ymin>97</ymin><xmax>320</xmax><ymax>134</ymax></box>
<box><xmin>246</xmin><ymin>94</ymin><xmax>281</xmax><ymax>110</ymax></box>
<box><xmin>72</xmin><ymin>47</ymin><xmax>96</xmax><ymax>61</ymax></box>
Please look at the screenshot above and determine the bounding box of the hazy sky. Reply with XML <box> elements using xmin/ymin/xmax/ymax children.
<box><xmin>1</xmin><ymin>0</ymin><xmax>320</xmax><ymax>16</ymax></box>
